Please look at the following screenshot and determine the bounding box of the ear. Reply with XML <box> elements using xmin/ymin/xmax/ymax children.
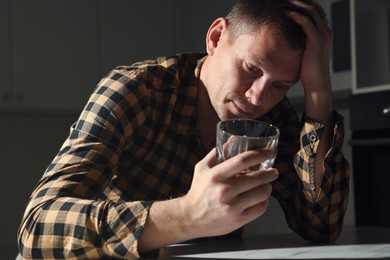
<box><xmin>205</xmin><ymin>18</ymin><xmax>228</xmax><ymax>55</ymax></box>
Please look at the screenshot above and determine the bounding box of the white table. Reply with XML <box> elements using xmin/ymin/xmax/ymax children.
<box><xmin>158</xmin><ymin>227</ymin><xmax>390</xmax><ymax>259</ymax></box>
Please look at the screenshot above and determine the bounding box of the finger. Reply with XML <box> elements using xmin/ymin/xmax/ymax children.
<box><xmin>287</xmin><ymin>9</ymin><xmax>319</xmax><ymax>39</ymax></box>
<box><xmin>230</xmin><ymin>196</ymin><xmax>269</xmax><ymax>223</ymax></box>
<box><xmin>241</xmin><ymin>199</ymin><xmax>270</xmax><ymax>223</ymax></box>
<box><xmin>236</xmin><ymin>182</ymin><xmax>273</xmax><ymax>209</ymax></box>
<box><xmin>199</xmin><ymin>148</ymin><xmax>218</xmax><ymax>169</ymax></box>
<box><xmin>288</xmin><ymin>0</ymin><xmax>331</xmax><ymax>34</ymax></box>
<box><xmin>230</xmin><ymin>168</ymin><xmax>278</xmax><ymax>198</ymax></box>
<box><xmin>213</xmin><ymin>149</ymin><xmax>274</xmax><ymax>179</ymax></box>
<box><xmin>288</xmin><ymin>0</ymin><xmax>328</xmax><ymax>31</ymax></box>
<box><xmin>287</xmin><ymin>9</ymin><xmax>332</xmax><ymax>50</ymax></box>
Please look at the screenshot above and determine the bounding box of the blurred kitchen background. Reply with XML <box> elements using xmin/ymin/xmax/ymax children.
<box><xmin>1</xmin><ymin>0</ymin><xmax>390</xmax><ymax>258</ymax></box>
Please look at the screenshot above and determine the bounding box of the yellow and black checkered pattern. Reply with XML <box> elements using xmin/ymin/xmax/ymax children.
<box><xmin>18</xmin><ymin>53</ymin><xmax>350</xmax><ymax>259</ymax></box>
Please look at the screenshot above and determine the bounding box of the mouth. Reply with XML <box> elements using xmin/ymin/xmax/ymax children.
<box><xmin>231</xmin><ymin>101</ymin><xmax>254</xmax><ymax>117</ymax></box>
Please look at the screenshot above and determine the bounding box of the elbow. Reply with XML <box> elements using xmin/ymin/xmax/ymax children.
<box><xmin>17</xmin><ymin>215</ymin><xmax>39</xmax><ymax>259</ymax></box>
<box><xmin>301</xmin><ymin>225</ymin><xmax>343</xmax><ymax>244</ymax></box>
<box><xmin>308</xmin><ymin>232</ymin><xmax>340</xmax><ymax>243</ymax></box>
<box><xmin>17</xmin><ymin>205</ymin><xmax>48</xmax><ymax>259</ymax></box>
<box><xmin>288</xmin><ymin>218</ymin><xmax>344</xmax><ymax>244</ymax></box>
<box><xmin>18</xmin><ymin>227</ymin><xmax>34</xmax><ymax>258</ymax></box>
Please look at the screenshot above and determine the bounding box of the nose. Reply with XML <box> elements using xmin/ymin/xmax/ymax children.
<box><xmin>245</xmin><ymin>77</ymin><xmax>270</xmax><ymax>105</ymax></box>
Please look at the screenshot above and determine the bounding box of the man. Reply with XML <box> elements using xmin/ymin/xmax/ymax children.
<box><xmin>18</xmin><ymin>0</ymin><xmax>350</xmax><ymax>259</ymax></box>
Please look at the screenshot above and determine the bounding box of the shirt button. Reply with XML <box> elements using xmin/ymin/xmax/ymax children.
<box><xmin>309</xmin><ymin>134</ymin><xmax>317</xmax><ymax>142</ymax></box>
<box><xmin>309</xmin><ymin>183</ymin><xmax>316</xmax><ymax>191</ymax></box>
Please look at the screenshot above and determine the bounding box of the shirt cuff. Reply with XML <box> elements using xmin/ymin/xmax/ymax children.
<box><xmin>103</xmin><ymin>200</ymin><xmax>153</xmax><ymax>258</ymax></box>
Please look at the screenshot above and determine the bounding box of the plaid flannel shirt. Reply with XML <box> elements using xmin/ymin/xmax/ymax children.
<box><xmin>18</xmin><ymin>53</ymin><xmax>350</xmax><ymax>259</ymax></box>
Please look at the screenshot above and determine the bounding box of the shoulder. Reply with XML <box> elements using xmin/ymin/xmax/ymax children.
<box><xmin>103</xmin><ymin>53</ymin><xmax>206</xmax><ymax>90</ymax></box>
<box><xmin>85</xmin><ymin>54</ymin><xmax>205</xmax><ymax>122</ymax></box>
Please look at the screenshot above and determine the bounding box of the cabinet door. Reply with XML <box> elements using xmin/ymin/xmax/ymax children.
<box><xmin>353</xmin><ymin>0</ymin><xmax>390</xmax><ymax>93</ymax></box>
<box><xmin>0</xmin><ymin>0</ymin><xmax>12</xmax><ymax>108</ymax></box>
<box><xmin>98</xmin><ymin>0</ymin><xmax>176</xmax><ymax>76</ymax></box>
<box><xmin>11</xmin><ymin>0</ymin><xmax>99</xmax><ymax>111</ymax></box>
<box><xmin>173</xmin><ymin>0</ymin><xmax>236</xmax><ymax>53</ymax></box>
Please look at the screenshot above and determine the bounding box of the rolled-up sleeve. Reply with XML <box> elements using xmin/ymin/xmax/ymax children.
<box><xmin>290</xmin><ymin>111</ymin><xmax>351</xmax><ymax>242</ymax></box>
<box><xmin>271</xmin><ymin>104</ymin><xmax>350</xmax><ymax>243</ymax></box>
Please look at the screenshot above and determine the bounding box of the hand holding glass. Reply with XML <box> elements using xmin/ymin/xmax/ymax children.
<box><xmin>216</xmin><ymin>119</ymin><xmax>279</xmax><ymax>173</ymax></box>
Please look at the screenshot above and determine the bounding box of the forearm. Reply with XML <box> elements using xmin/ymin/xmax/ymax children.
<box><xmin>287</xmin><ymin>168</ymin><xmax>349</xmax><ymax>243</ymax></box>
<box><xmin>302</xmin><ymin>80</ymin><xmax>333</xmax><ymax>194</ymax></box>
<box><xmin>289</xmin><ymin>0</ymin><xmax>334</xmax><ymax>193</ymax></box>
<box><xmin>275</xmin><ymin>159</ymin><xmax>349</xmax><ymax>243</ymax></box>
<box><xmin>283</xmin><ymin>0</ymin><xmax>350</xmax><ymax>241</ymax></box>
<box><xmin>291</xmin><ymin>113</ymin><xmax>350</xmax><ymax>241</ymax></box>
<box><xmin>18</xmin><ymin>195</ymin><xmax>152</xmax><ymax>259</ymax></box>
<box><xmin>138</xmin><ymin>198</ymin><xmax>196</xmax><ymax>253</ymax></box>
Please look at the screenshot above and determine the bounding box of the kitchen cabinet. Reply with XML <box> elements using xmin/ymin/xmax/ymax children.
<box><xmin>351</xmin><ymin>0</ymin><xmax>390</xmax><ymax>94</ymax></box>
<box><xmin>10</xmin><ymin>0</ymin><xmax>100</xmax><ymax>111</ymax></box>
<box><xmin>3</xmin><ymin>0</ymin><xmax>236</xmax><ymax>112</ymax></box>
<box><xmin>0</xmin><ymin>0</ymin><xmax>12</xmax><ymax>108</ymax></box>
<box><xmin>9</xmin><ymin>0</ymin><xmax>177</xmax><ymax>111</ymax></box>
<box><xmin>303</xmin><ymin>0</ymin><xmax>390</xmax><ymax>96</ymax></box>
<box><xmin>98</xmin><ymin>0</ymin><xmax>177</xmax><ymax>76</ymax></box>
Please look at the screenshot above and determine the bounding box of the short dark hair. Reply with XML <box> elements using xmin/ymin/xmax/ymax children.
<box><xmin>225</xmin><ymin>0</ymin><xmax>326</xmax><ymax>50</ymax></box>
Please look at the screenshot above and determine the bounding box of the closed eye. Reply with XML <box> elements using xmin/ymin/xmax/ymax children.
<box><xmin>242</xmin><ymin>61</ymin><xmax>262</xmax><ymax>76</ymax></box>
<box><xmin>272</xmin><ymin>82</ymin><xmax>292</xmax><ymax>92</ymax></box>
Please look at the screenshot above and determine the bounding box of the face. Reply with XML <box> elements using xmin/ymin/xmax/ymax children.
<box><xmin>203</xmin><ymin>19</ymin><xmax>303</xmax><ymax>120</ymax></box>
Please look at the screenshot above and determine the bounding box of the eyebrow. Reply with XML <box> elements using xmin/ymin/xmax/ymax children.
<box><xmin>242</xmin><ymin>54</ymin><xmax>300</xmax><ymax>84</ymax></box>
<box><xmin>279</xmin><ymin>80</ymin><xmax>299</xmax><ymax>85</ymax></box>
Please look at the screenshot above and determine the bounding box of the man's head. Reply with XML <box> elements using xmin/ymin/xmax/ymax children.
<box><xmin>200</xmin><ymin>0</ymin><xmax>327</xmax><ymax>121</ymax></box>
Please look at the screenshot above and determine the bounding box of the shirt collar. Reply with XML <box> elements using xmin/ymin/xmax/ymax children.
<box><xmin>170</xmin><ymin>54</ymin><xmax>207</xmax><ymax>135</ymax></box>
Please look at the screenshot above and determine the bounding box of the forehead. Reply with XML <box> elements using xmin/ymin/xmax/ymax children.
<box><xmin>236</xmin><ymin>26</ymin><xmax>300</xmax><ymax>62</ymax></box>
<box><xmin>231</xmin><ymin>26</ymin><xmax>302</xmax><ymax>74</ymax></box>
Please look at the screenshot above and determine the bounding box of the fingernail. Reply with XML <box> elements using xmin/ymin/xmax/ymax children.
<box><xmin>271</xmin><ymin>169</ymin><xmax>279</xmax><ymax>177</ymax></box>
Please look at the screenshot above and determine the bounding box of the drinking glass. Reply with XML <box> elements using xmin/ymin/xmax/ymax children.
<box><xmin>216</xmin><ymin>119</ymin><xmax>279</xmax><ymax>173</ymax></box>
